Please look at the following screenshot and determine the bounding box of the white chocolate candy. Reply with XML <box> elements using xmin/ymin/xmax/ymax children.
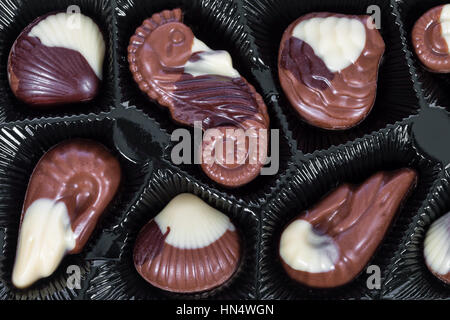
<box><xmin>12</xmin><ymin>198</ymin><xmax>76</xmax><ymax>288</ymax></box>
<box><xmin>424</xmin><ymin>212</ymin><xmax>450</xmax><ymax>277</ymax></box>
<box><xmin>292</xmin><ymin>16</ymin><xmax>366</xmax><ymax>72</ymax></box>
<box><xmin>28</xmin><ymin>12</ymin><xmax>105</xmax><ymax>79</ymax></box>
<box><xmin>440</xmin><ymin>4</ymin><xmax>450</xmax><ymax>53</ymax></box>
<box><xmin>154</xmin><ymin>193</ymin><xmax>235</xmax><ymax>249</ymax></box>
<box><xmin>184</xmin><ymin>38</ymin><xmax>240</xmax><ymax>78</ymax></box>
<box><xmin>279</xmin><ymin>219</ymin><xmax>339</xmax><ymax>273</ymax></box>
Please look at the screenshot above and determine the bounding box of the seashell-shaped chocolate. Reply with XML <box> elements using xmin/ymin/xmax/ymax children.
<box><xmin>278</xmin><ymin>13</ymin><xmax>385</xmax><ymax>130</ymax></box>
<box><xmin>133</xmin><ymin>193</ymin><xmax>241</xmax><ymax>293</ymax></box>
<box><xmin>279</xmin><ymin>169</ymin><xmax>417</xmax><ymax>288</ymax></box>
<box><xmin>8</xmin><ymin>12</ymin><xmax>105</xmax><ymax>107</ymax></box>
<box><xmin>12</xmin><ymin>139</ymin><xmax>121</xmax><ymax>288</ymax></box>
<box><xmin>424</xmin><ymin>211</ymin><xmax>450</xmax><ymax>284</ymax></box>
<box><xmin>412</xmin><ymin>4</ymin><xmax>450</xmax><ymax>73</ymax></box>
<box><xmin>128</xmin><ymin>8</ymin><xmax>269</xmax><ymax>188</ymax></box>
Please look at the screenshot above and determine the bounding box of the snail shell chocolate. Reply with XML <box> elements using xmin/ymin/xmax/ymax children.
<box><xmin>279</xmin><ymin>169</ymin><xmax>417</xmax><ymax>288</ymax></box>
<box><xmin>278</xmin><ymin>13</ymin><xmax>385</xmax><ymax>130</ymax></box>
<box><xmin>424</xmin><ymin>211</ymin><xmax>450</xmax><ymax>284</ymax></box>
<box><xmin>12</xmin><ymin>140</ymin><xmax>121</xmax><ymax>288</ymax></box>
<box><xmin>412</xmin><ymin>4</ymin><xmax>450</xmax><ymax>72</ymax></box>
<box><xmin>133</xmin><ymin>193</ymin><xmax>241</xmax><ymax>293</ymax></box>
<box><xmin>128</xmin><ymin>8</ymin><xmax>269</xmax><ymax>188</ymax></box>
<box><xmin>8</xmin><ymin>12</ymin><xmax>105</xmax><ymax>107</ymax></box>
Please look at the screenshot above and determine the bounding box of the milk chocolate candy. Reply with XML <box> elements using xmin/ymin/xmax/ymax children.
<box><xmin>8</xmin><ymin>12</ymin><xmax>105</xmax><ymax>107</ymax></box>
<box><xmin>424</xmin><ymin>211</ymin><xmax>450</xmax><ymax>285</ymax></box>
<box><xmin>133</xmin><ymin>193</ymin><xmax>240</xmax><ymax>293</ymax></box>
<box><xmin>279</xmin><ymin>169</ymin><xmax>417</xmax><ymax>288</ymax></box>
<box><xmin>412</xmin><ymin>4</ymin><xmax>450</xmax><ymax>73</ymax></box>
<box><xmin>278</xmin><ymin>13</ymin><xmax>385</xmax><ymax>130</ymax></box>
<box><xmin>12</xmin><ymin>140</ymin><xmax>121</xmax><ymax>288</ymax></box>
<box><xmin>128</xmin><ymin>9</ymin><xmax>269</xmax><ymax>188</ymax></box>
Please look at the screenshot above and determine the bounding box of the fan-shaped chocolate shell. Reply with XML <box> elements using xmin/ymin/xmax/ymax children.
<box><xmin>279</xmin><ymin>169</ymin><xmax>417</xmax><ymax>288</ymax></box>
<box><xmin>12</xmin><ymin>139</ymin><xmax>121</xmax><ymax>288</ymax></box>
<box><xmin>412</xmin><ymin>4</ymin><xmax>450</xmax><ymax>73</ymax></box>
<box><xmin>278</xmin><ymin>12</ymin><xmax>385</xmax><ymax>130</ymax></box>
<box><xmin>133</xmin><ymin>193</ymin><xmax>241</xmax><ymax>293</ymax></box>
<box><xmin>8</xmin><ymin>12</ymin><xmax>105</xmax><ymax>107</ymax></box>
<box><xmin>128</xmin><ymin>9</ymin><xmax>269</xmax><ymax>188</ymax></box>
<box><xmin>424</xmin><ymin>211</ymin><xmax>450</xmax><ymax>284</ymax></box>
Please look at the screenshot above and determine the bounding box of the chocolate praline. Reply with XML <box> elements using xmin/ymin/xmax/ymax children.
<box><xmin>8</xmin><ymin>12</ymin><xmax>105</xmax><ymax>107</ymax></box>
<box><xmin>128</xmin><ymin>8</ymin><xmax>269</xmax><ymax>188</ymax></box>
<box><xmin>12</xmin><ymin>139</ymin><xmax>121</xmax><ymax>288</ymax></box>
<box><xmin>133</xmin><ymin>193</ymin><xmax>241</xmax><ymax>293</ymax></box>
<box><xmin>278</xmin><ymin>12</ymin><xmax>385</xmax><ymax>130</ymax></box>
<box><xmin>279</xmin><ymin>169</ymin><xmax>417</xmax><ymax>288</ymax></box>
<box><xmin>412</xmin><ymin>4</ymin><xmax>450</xmax><ymax>73</ymax></box>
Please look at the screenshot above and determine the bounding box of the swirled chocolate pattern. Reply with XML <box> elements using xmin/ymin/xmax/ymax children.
<box><xmin>278</xmin><ymin>13</ymin><xmax>385</xmax><ymax>130</ymax></box>
<box><xmin>412</xmin><ymin>4</ymin><xmax>450</xmax><ymax>72</ymax></box>
<box><xmin>133</xmin><ymin>194</ymin><xmax>241</xmax><ymax>293</ymax></box>
<box><xmin>8</xmin><ymin>12</ymin><xmax>105</xmax><ymax>107</ymax></box>
<box><xmin>279</xmin><ymin>169</ymin><xmax>417</xmax><ymax>288</ymax></box>
<box><xmin>128</xmin><ymin>8</ymin><xmax>269</xmax><ymax>188</ymax></box>
<box><xmin>12</xmin><ymin>139</ymin><xmax>121</xmax><ymax>288</ymax></box>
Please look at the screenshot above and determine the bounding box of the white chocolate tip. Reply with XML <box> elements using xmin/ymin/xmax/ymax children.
<box><xmin>292</xmin><ymin>16</ymin><xmax>366</xmax><ymax>72</ymax></box>
<box><xmin>424</xmin><ymin>212</ymin><xmax>450</xmax><ymax>276</ymax></box>
<box><xmin>439</xmin><ymin>5</ymin><xmax>450</xmax><ymax>54</ymax></box>
<box><xmin>280</xmin><ymin>219</ymin><xmax>339</xmax><ymax>273</ymax></box>
<box><xmin>12</xmin><ymin>198</ymin><xmax>75</xmax><ymax>288</ymax></box>
<box><xmin>28</xmin><ymin>12</ymin><xmax>105</xmax><ymax>79</ymax></box>
<box><xmin>184</xmin><ymin>37</ymin><xmax>240</xmax><ymax>78</ymax></box>
<box><xmin>154</xmin><ymin>193</ymin><xmax>235</xmax><ymax>249</ymax></box>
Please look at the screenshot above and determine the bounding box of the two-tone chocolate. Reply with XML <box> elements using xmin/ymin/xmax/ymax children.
<box><xmin>424</xmin><ymin>211</ymin><xmax>450</xmax><ymax>285</ymax></box>
<box><xmin>12</xmin><ymin>140</ymin><xmax>121</xmax><ymax>288</ymax></box>
<box><xmin>128</xmin><ymin>9</ymin><xmax>269</xmax><ymax>188</ymax></box>
<box><xmin>133</xmin><ymin>193</ymin><xmax>240</xmax><ymax>293</ymax></box>
<box><xmin>278</xmin><ymin>13</ymin><xmax>385</xmax><ymax>130</ymax></box>
<box><xmin>8</xmin><ymin>12</ymin><xmax>105</xmax><ymax>106</ymax></box>
<box><xmin>279</xmin><ymin>169</ymin><xmax>417</xmax><ymax>288</ymax></box>
<box><xmin>412</xmin><ymin>4</ymin><xmax>450</xmax><ymax>72</ymax></box>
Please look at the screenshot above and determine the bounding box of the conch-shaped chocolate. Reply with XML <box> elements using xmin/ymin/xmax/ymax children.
<box><xmin>412</xmin><ymin>4</ymin><xmax>450</xmax><ymax>73</ymax></box>
<box><xmin>278</xmin><ymin>13</ymin><xmax>385</xmax><ymax>130</ymax></box>
<box><xmin>8</xmin><ymin>12</ymin><xmax>105</xmax><ymax>107</ymax></box>
<box><xmin>279</xmin><ymin>169</ymin><xmax>417</xmax><ymax>288</ymax></box>
<box><xmin>424</xmin><ymin>211</ymin><xmax>450</xmax><ymax>284</ymax></box>
<box><xmin>128</xmin><ymin>9</ymin><xmax>269</xmax><ymax>188</ymax></box>
<box><xmin>133</xmin><ymin>193</ymin><xmax>241</xmax><ymax>293</ymax></box>
<box><xmin>12</xmin><ymin>140</ymin><xmax>121</xmax><ymax>288</ymax></box>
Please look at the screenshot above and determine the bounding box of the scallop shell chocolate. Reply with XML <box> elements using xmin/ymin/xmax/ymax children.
<box><xmin>128</xmin><ymin>8</ymin><xmax>269</xmax><ymax>188</ymax></box>
<box><xmin>12</xmin><ymin>139</ymin><xmax>121</xmax><ymax>288</ymax></box>
<box><xmin>7</xmin><ymin>12</ymin><xmax>105</xmax><ymax>107</ymax></box>
<box><xmin>278</xmin><ymin>13</ymin><xmax>385</xmax><ymax>130</ymax></box>
<box><xmin>133</xmin><ymin>193</ymin><xmax>241</xmax><ymax>293</ymax></box>
<box><xmin>424</xmin><ymin>211</ymin><xmax>450</xmax><ymax>285</ymax></box>
<box><xmin>279</xmin><ymin>169</ymin><xmax>417</xmax><ymax>288</ymax></box>
<box><xmin>412</xmin><ymin>4</ymin><xmax>450</xmax><ymax>73</ymax></box>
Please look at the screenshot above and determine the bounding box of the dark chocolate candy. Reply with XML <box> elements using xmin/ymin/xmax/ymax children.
<box><xmin>12</xmin><ymin>139</ymin><xmax>121</xmax><ymax>288</ymax></box>
<box><xmin>128</xmin><ymin>8</ymin><xmax>269</xmax><ymax>188</ymax></box>
<box><xmin>412</xmin><ymin>5</ymin><xmax>450</xmax><ymax>73</ymax></box>
<box><xmin>278</xmin><ymin>12</ymin><xmax>385</xmax><ymax>130</ymax></box>
<box><xmin>8</xmin><ymin>12</ymin><xmax>105</xmax><ymax>107</ymax></box>
<box><xmin>279</xmin><ymin>169</ymin><xmax>417</xmax><ymax>288</ymax></box>
<box><xmin>133</xmin><ymin>194</ymin><xmax>240</xmax><ymax>293</ymax></box>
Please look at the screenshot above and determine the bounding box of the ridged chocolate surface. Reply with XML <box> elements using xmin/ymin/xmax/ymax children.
<box><xmin>21</xmin><ymin>139</ymin><xmax>121</xmax><ymax>253</ymax></box>
<box><xmin>7</xmin><ymin>12</ymin><xmax>102</xmax><ymax>107</ymax></box>
<box><xmin>278</xmin><ymin>12</ymin><xmax>385</xmax><ymax>130</ymax></box>
<box><xmin>412</xmin><ymin>5</ymin><xmax>450</xmax><ymax>73</ymax></box>
<box><xmin>128</xmin><ymin>8</ymin><xmax>269</xmax><ymax>188</ymax></box>
<box><xmin>280</xmin><ymin>169</ymin><xmax>417</xmax><ymax>288</ymax></box>
<box><xmin>134</xmin><ymin>220</ymin><xmax>240</xmax><ymax>293</ymax></box>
